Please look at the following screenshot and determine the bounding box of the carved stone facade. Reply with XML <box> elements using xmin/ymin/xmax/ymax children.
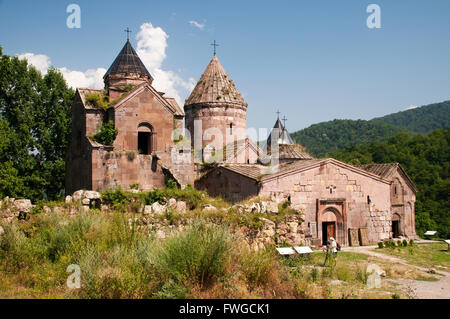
<box><xmin>196</xmin><ymin>159</ymin><xmax>418</xmax><ymax>244</ymax></box>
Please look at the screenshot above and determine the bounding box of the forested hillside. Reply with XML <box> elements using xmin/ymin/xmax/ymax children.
<box><xmin>291</xmin><ymin>120</ymin><xmax>407</xmax><ymax>157</ymax></box>
<box><xmin>328</xmin><ymin>128</ymin><xmax>450</xmax><ymax>238</ymax></box>
<box><xmin>291</xmin><ymin>100</ymin><xmax>450</xmax><ymax>157</ymax></box>
<box><xmin>372</xmin><ymin>100</ymin><xmax>450</xmax><ymax>134</ymax></box>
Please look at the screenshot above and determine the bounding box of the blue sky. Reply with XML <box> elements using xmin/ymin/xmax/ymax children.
<box><xmin>1</xmin><ymin>0</ymin><xmax>449</xmax><ymax>133</ymax></box>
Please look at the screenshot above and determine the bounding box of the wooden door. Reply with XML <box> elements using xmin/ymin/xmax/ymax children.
<box><xmin>327</xmin><ymin>223</ymin><xmax>336</xmax><ymax>240</ymax></box>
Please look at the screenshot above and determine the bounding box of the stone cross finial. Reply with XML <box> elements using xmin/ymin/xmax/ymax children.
<box><xmin>125</xmin><ymin>27</ymin><xmax>132</xmax><ymax>41</ymax></box>
<box><xmin>276</xmin><ymin>110</ymin><xmax>281</xmax><ymax>119</ymax></box>
<box><xmin>210</xmin><ymin>40</ymin><xmax>219</xmax><ymax>55</ymax></box>
<box><xmin>282</xmin><ymin>116</ymin><xmax>288</xmax><ymax>128</ymax></box>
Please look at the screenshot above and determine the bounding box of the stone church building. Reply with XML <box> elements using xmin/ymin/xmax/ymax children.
<box><xmin>66</xmin><ymin>39</ymin><xmax>418</xmax><ymax>245</ymax></box>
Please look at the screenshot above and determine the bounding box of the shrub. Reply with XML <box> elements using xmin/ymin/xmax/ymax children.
<box><xmin>409</xmin><ymin>239</ymin><xmax>414</xmax><ymax>246</ymax></box>
<box><xmin>397</xmin><ymin>240</ymin><xmax>402</xmax><ymax>247</ymax></box>
<box><xmin>402</xmin><ymin>239</ymin><xmax>408</xmax><ymax>247</ymax></box>
<box><xmin>377</xmin><ymin>242</ymin><xmax>384</xmax><ymax>249</ymax></box>
<box><xmin>146</xmin><ymin>220</ymin><xmax>233</xmax><ymax>288</ymax></box>
<box><xmin>93</xmin><ymin>121</ymin><xmax>118</xmax><ymax>146</ymax></box>
<box><xmin>101</xmin><ymin>188</ymin><xmax>130</xmax><ymax>211</ymax></box>
<box><xmin>240</xmin><ymin>248</ymin><xmax>276</xmax><ymax>287</ymax></box>
<box><xmin>85</xmin><ymin>93</ymin><xmax>109</xmax><ymax>110</ymax></box>
<box><xmin>166</xmin><ymin>179</ymin><xmax>178</xmax><ymax>189</ymax></box>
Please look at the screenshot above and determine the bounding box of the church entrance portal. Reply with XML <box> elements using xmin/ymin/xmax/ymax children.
<box><xmin>322</xmin><ymin>222</ymin><xmax>336</xmax><ymax>245</ymax></box>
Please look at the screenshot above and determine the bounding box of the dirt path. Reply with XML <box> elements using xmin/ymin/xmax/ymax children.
<box><xmin>342</xmin><ymin>245</ymin><xmax>450</xmax><ymax>299</ymax></box>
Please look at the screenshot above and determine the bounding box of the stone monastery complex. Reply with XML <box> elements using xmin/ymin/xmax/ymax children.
<box><xmin>66</xmin><ymin>39</ymin><xmax>418</xmax><ymax>246</ymax></box>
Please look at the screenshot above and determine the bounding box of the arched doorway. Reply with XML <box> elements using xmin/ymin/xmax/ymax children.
<box><xmin>392</xmin><ymin>213</ymin><xmax>401</xmax><ymax>238</ymax></box>
<box><xmin>138</xmin><ymin>123</ymin><xmax>153</xmax><ymax>155</ymax></box>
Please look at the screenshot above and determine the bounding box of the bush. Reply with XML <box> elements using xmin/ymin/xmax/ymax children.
<box><xmin>146</xmin><ymin>220</ymin><xmax>233</xmax><ymax>288</ymax></box>
<box><xmin>101</xmin><ymin>188</ymin><xmax>130</xmax><ymax>211</ymax></box>
<box><xmin>409</xmin><ymin>239</ymin><xmax>414</xmax><ymax>246</ymax></box>
<box><xmin>240</xmin><ymin>248</ymin><xmax>276</xmax><ymax>287</ymax></box>
<box><xmin>377</xmin><ymin>242</ymin><xmax>384</xmax><ymax>249</ymax></box>
<box><xmin>93</xmin><ymin>121</ymin><xmax>118</xmax><ymax>146</ymax></box>
<box><xmin>397</xmin><ymin>240</ymin><xmax>402</xmax><ymax>247</ymax></box>
<box><xmin>402</xmin><ymin>239</ymin><xmax>408</xmax><ymax>247</ymax></box>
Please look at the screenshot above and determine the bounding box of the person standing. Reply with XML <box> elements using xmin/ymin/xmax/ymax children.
<box><xmin>322</xmin><ymin>237</ymin><xmax>338</xmax><ymax>267</ymax></box>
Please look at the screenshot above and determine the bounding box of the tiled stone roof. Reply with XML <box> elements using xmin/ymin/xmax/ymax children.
<box><xmin>220</xmin><ymin>164</ymin><xmax>265</xmax><ymax>180</ymax></box>
<box><xmin>185</xmin><ymin>54</ymin><xmax>247</xmax><ymax>108</ymax></box>
<box><xmin>104</xmin><ymin>40</ymin><xmax>152</xmax><ymax>80</ymax></box>
<box><xmin>277</xmin><ymin>144</ymin><xmax>314</xmax><ymax>160</ymax></box>
<box><xmin>164</xmin><ymin>97</ymin><xmax>184</xmax><ymax>117</ymax></box>
<box><xmin>357</xmin><ymin>163</ymin><xmax>398</xmax><ymax>179</ymax></box>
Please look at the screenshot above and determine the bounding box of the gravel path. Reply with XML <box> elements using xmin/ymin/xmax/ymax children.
<box><xmin>342</xmin><ymin>244</ymin><xmax>450</xmax><ymax>299</ymax></box>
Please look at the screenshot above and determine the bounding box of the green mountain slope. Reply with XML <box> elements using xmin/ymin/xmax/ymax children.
<box><xmin>291</xmin><ymin>120</ymin><xmax>407</xmax><ymax>157</ymax></box>
<box><xmin>291</xmin><ymin>100</ymin><xmax>450</xmax><ymax>157</ymax></box>
<box><xmin>372</xmin><ymin>100</ymin><xmax>450</xmax><ymax>133</ymax></box>
<box><xmin>328</xmin><ymin>128</ymin><xmax>450</xmax><ymax>238</ymax></box>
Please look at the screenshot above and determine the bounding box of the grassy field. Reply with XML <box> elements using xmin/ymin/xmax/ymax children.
<box><xmin>0</xmin><ymin>188</ymin><xmax>443</xmax><ymax>299</ymax></box>
<box><xmin>372</xmin><ymin>243</ymin><xmax>450</xmax><ymax>272</ymax></box>
<box><xmin>0</xmin><ymin>207</ymin><xmax>427</xmax><ymax>299</ymax></box>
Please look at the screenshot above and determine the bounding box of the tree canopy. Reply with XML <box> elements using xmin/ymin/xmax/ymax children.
<box><xmin>0</xmin><ymin>47</ymin><xmax>74</xmax><ymax>201</ymax></box>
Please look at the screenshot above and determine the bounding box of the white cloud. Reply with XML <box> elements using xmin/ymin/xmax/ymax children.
<box><xmin>59</xmin><ymin>67</ymin><xmax>106</xmax><ymax>89</ymax></box>
<box><xmin>17</xmin><ymin>53</ymin><xmax>105</xmax><ymax>89</ymax></box>
<box><xmin>189</xmin><ymin>20</ymin><xmax>205</xmax><ymax>30</ymax></box>
<box><xmin>136</xmin><ymin>22</ymin><xmax>195</xmax><ymax>105</ymax></box>
<box><xmin>17</xmin><ymin>22</ymin><xmax>195</xmax><ymax>104</ymax></box>
<box><xmin>405</xmin><ymin>105</ymin><xmax>418</xmax><ymax>110</ymax></box>
<box><xmin>17</xmin><ymin>53</ymin><xmax>51</xmax><ymax>74</ymax></box>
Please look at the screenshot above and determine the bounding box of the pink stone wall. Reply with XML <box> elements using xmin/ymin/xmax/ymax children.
<box><xmin>259</xmin><ymin>161</ymin><xmax>393</xmax><ymax>244</ymax></box>
<box><xmin>185</xmin><ymin>104</ymin><xmax>247</xmax><ymax>158</ymax></box>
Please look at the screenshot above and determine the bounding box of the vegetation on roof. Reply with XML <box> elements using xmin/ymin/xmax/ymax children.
<box><xmin>93</xmin><ymin>121</ymin><xmax>118</xmax><ymax>146</ymax></box>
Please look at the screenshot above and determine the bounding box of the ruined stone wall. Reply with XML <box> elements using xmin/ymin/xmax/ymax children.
<box><xmin>195</xmin><ymin>167</ymin><xmax>259</xmax><ymax>203</ymax></box>
<box><xmin>66</xmin><ymin>95</ymin><xmax>100</xmax><ymax>194</ymax></box>
<box><xmin>90</xmin><ymin>149</ymin><xmax>166</xmax><ymax>191</ymax></box>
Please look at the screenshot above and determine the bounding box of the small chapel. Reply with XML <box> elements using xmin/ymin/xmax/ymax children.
<box><xmin>66</xmin><ymin>37</ymin><xmax>418</xmax><ymax>245</ymax></box>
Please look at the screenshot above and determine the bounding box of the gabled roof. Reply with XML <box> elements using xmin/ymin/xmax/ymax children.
<box><xmin>184</xmin><ymin>54</ymin><xmax>247</xmax><ymax>108</ymax></box>
<box><xmin>357</xmin><ymin>163</ymin><xmax>398</xmax><ymax>179</ymax></box>
<box><xmin>77</xmin><ymin>83</ymin><xmax>184</xmax><ymax>116</ymax></box>
<box><xmin>112</xmin><ymin>82</ymin><xmax>184</xmax><ymax>116</ymax></box>
<box><xmin>104</xmin><ymin>40</ymin><xmax>152</xmax><ymax>80</ymax></box>
<box><xmin>357</xmin><ymin>163</ymin><xmax>418</xmax><ymax>193</ymax></box>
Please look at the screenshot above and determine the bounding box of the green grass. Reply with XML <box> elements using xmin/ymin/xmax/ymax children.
<box><xmin>372</xmin><ymin>243</ymin><xmax>450</xmax><ymax>271</ymax></box>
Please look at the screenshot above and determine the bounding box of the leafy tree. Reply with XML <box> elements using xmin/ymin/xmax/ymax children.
<box><xmin>0</xmin><ymin>46</ymin><xmax>74</xmax><ymax>201</ymax></box>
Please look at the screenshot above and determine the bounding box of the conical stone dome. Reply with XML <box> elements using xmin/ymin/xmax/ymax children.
<box><xmin>185</xmin><ymin>54</ymin><xmax>247</xmax><ymax>108</ymax></box>
<box><xmin>104</xmin><ymin>40</ymin><xmax>152</xmax><ymax>80</ymax></box>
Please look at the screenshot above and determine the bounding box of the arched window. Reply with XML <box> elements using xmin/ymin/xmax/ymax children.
<box><xmin>138</xmin><ymin>123</ymin><xmax>153</xmax><ymax>155</ymax></box>
<box><xmin>229</xmin><ymin>123</ymin><xmax>233</xmax><ymax>135</ymax></box>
